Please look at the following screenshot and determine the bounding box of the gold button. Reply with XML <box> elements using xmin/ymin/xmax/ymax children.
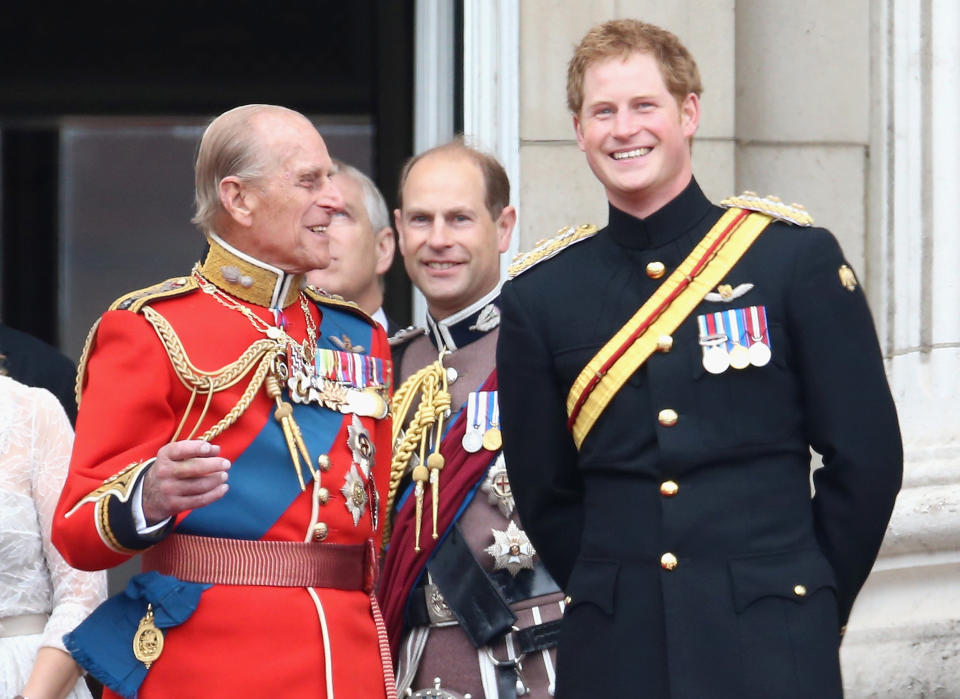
<box><xmin>317</xmin><ymin>487</ymin><xmax>330</xmax><ymax>505</ymax></box>
<box><xmin>313</xmin><ymin>522</ymin><xmax>328</xmax><ymax>541</ymax></box>
<box><xmin>656</xmin><ymin>335</ymin><xmax>673</xmax><ymax>352</ymax></box>
<box><xmin>793</xmin><ymin>584</ymin><xmax>807</xmax><ymax>597</ymax></box>
<box><xmin>659</xmin><ymin>480</ymin><xmax>679</xmax><ymax>497</ymax></box>
<box><xmin>646</xmin><ymin>261</ymin><xmax>666</xmax><ymax>279</ymax></box>
<box><xmin>564</xmin><ymin>595</ymin><xmax>573</xmax><ymax>606</ymax></box>
<box><xmin>660</xmin><ymin>552</ymin><xmax>678</xmax><ymax>571</ymax></box>
<box><xmin>658</xmin><ymin>409</ymin><xmax>678</xmax><ymax>427</ymax></box>
<box><xmin>317</xmin><ymin>454</ymin><xmax>331</xmax><ymax>472</ymax></box>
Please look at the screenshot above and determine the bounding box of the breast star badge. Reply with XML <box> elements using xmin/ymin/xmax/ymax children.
<box><xmin>485</xmin><ymin>520</ymin><xmax>536</xmax><ymax>576</ymax></box>
<box><xmin>347</xmin><ymin>414</ymin><xmax>375</xmax><ymax>478</ymax></box>
<box><xmin>340</xmin><ymin>464</ymin><xmax>368</xmax><ymax>527</ymax></box>
<box><xmin>481</xmin><ymin>454</ymin><xmax>515</xmax><ymax>518</ymax></box>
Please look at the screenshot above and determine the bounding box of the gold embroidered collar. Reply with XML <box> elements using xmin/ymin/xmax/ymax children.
<box><xmin>198</xmin><ymin>233</ymin><xmax>303</xmax><ymax>308</ymax></box>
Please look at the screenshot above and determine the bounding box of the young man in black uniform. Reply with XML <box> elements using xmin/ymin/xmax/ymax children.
<box><xmin>496</xmin><ymin>18</ymin><xmax>902</xmax><ymax>699</ymax></box>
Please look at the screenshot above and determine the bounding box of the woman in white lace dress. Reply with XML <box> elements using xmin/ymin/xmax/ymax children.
<box><xmin>0</xmin><ymin>375</ymin><xmax>107</xmax><ymax>699</ymax></box>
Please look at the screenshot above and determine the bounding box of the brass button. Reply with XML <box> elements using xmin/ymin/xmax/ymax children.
<box><xmin>659</xmin><ymin>480</ymin><xmax>679</xmax><ymax>497</ymax></box>
<box><xmin>317</xmin><ymin>454</ymin><xmax>331</xmax><ymax>472</ymax></box>
<box><xmin>656</xmin><ymin>334</ymin><xmax>673</xmax><ymax>352</ymax></box>
<box><xmin>793</xmin><ymin>584</ymin><xmax>807</xmax><ymax>597</ymax></box>
<box><xmin>658</xmin><ymin>409</ymin><xmax>678</xmax><ymax>427</ymax></box>
<box><xmin>312</xmin><ymin>522</ymin><xmax>329</xmax><ymax>541</ymax></box>
<box><xmin>660</xmin><ymin>552</ymin><xmax>678</xmax><ymax>571</ymax></box>
<box><xmin>317</xmin><ymin>487</ymin><xmax>330</xmax><ymax>505</ymax></box>
<box><xmin>646</xmin><ymin>261</ymin><xmax>666</xmax><ymax>279</ymax></box>
<box><xmin>564</xmin><ymin>595</ymin><xmax>573</xmax><ymax>606</ymax></box>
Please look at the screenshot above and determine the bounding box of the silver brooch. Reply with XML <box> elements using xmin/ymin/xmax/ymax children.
<box><xmin>469</xmin><ymin>303</ymin><xmax>501</xmax><ymax>332</ymax></box>
<box><xmin>704</xmin><ymin>283</ymin><xmax>754</xmax><ymax>303</ymax></box>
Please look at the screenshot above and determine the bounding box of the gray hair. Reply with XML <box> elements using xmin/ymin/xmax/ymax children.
<box><xmin>331</xmin><ymin>159</ymin><xmax>390</xmax><ymax>235</ymax></box>
<box><xmin>191</xmin><ymin>104</ymin><xmax>301</xmax><ymax>233</ymax></box>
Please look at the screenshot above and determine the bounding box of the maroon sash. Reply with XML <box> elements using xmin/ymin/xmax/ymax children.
<box><xmin>378</xmin><ymin>370</ymin><xmax>498</xmax><ymax>656</ymax></box>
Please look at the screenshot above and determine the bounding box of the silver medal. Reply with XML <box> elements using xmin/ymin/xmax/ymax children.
<box><xmin>462</xmin><ymin>430</ymin><xmax>483</xmax><ymax>453</ymax></box>
<box><xmin>749</xmin><ymin>341</ymin><xmax>772</xmax><ymax>367</ymax></box>
<box><xmin>702</xmin><ymin>345</ymin><xmax>730</xmax><ymax>374</ymax></box>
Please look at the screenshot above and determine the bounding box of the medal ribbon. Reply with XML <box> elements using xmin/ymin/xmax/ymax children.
<box><xmin>566</xmin><ymin>208</ymin><xmax>774</xmax><ymax>448</ymax></box>
<box><xmin>312</xmin><ymin>348</ymin><xmax>387</xmax><ymax>389</ymax></box>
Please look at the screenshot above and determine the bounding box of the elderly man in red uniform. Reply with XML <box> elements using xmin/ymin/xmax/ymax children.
<box><xmin>52</xmin><ymin>104</ymin><xmax>396</xmax><ymax>698</ymax></box>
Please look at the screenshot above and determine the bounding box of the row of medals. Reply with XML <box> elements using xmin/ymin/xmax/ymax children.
<box><xmin>700</xmin><ymin>333</ymin><xmax>771</xmax><ymax>375</ymax></box>
<box><xmin>462</xmin><ymin>424</ymin><xmax>501</xmax><ymax>453</ymax></box>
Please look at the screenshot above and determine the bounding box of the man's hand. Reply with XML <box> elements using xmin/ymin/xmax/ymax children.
<box><xmin>142</xmin><ymin>440</ymin><xmax>231</xmax><ymax>525</ymax></box>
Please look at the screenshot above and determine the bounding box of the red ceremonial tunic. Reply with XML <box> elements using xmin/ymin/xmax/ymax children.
<box><xmin>53</xmin><ymin>238</ymin><xmax>395</xmax><ymax>698</ymax></box>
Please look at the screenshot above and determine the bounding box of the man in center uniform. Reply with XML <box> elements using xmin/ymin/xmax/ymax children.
<box><xmin>379</xmin><ymin>141</ymin><xmax>565</xmax><ymax>698</ymax></box>
<box><xmin>52</xmin><ymin>104</ymin><xmax>396</xmax><ymax>698</ymax></box>
<box><xmin>497</xmin><ymin>19</ymin><xmax>902</xmax><ymax>699</ymax></box>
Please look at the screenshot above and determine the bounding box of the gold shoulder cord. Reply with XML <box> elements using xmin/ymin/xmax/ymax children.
<box><xmin>382</xmin><ymin>350</ymin><xmax>452</xmax><ymax>551</ymax></box>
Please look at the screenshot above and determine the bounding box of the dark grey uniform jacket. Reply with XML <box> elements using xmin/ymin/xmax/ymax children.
<box><xmin>496</xmin><ymin>179</ymin><xmax>902</xmax><ymax>699</ymax></box>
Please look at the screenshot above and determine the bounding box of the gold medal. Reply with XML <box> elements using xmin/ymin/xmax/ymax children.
<box><xmin>482</xmin><ymin>427</ymin><xmax>502</xmax><ymax>451</ymax></box>
<box><xmin>729</xmin><ymin>343</ymin><xmax>751</xmax><ymax>370</ymax></box>
<box><xmin>133</xmin><ymin>603</ymin><xmax>164</xmax><ymax>669</ymax></box>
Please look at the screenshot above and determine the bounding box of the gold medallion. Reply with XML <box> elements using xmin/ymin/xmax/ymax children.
<box><xmin>133</xmin><ymin>604</ymin><xmax>164</xmax><ymax>669</ymax></box>
<box><xmin>482</xmin><ymin>427</ymin><xmax>502</xmax><ymax>451</ymax></box>
<box><xmin>728</xmin><ymin>343</ymin><xmax>751</xmax><ymax>370</ymax></box>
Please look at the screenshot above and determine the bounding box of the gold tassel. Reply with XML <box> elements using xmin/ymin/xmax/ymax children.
<box><xmin>412</xmin><ymin>464</ymin><xmax>429</xmax><ymax>551</ymax></box>
<box><xmin>265</xmin><ymin>374</ymin><xmax>313</xmax><ymax>491</ymax></box>
<box><xmin>383</xmin><ymin>348</ymin><xmax>452</xmax><ymax>551</ymax></box>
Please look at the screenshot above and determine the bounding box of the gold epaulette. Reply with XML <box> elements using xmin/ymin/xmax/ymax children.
<box><xmin>720</xmin><ymin>192</ymin><xmax>814</xmax><ymax>227</ymax></box>
<box><xmin>304</xmin><ymin>286</ymin><xmax>376</xmax><ymax>327</ymax></box>
<box><xmin>81</xmin><ymin>277</ymin><xmax>199</xmax><ymax>407</ymax></box>
<box><xmin>507</xmin><ymin>224</ymin><xmax>600</xmax><ymax>279</ymax></box>
<box><xmin>108</xmin><ymin>276</ymin><xmax>199</xmax><ymax>313</ymax></box>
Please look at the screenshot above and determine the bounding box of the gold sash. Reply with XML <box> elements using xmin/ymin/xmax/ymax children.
<box><xmin>566</xmin><ymin>208</ymin><xmax>773</xmax><ymax>448</ymax></box>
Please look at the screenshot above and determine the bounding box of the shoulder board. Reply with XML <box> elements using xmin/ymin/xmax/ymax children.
<box><xmin>507</xmin><ymin>223</ymin><xmax>599</xmax><ymax>279</ymax></box>
<box><xmin>304</xmin><ymin>286</ymin><xmax>376</xmax><ymax>327</ymax></box>
<box><xmin>388</xmin><ymin>325</ymin><xmax>426</xmax><ymax>348</ymax></box>
<box><xmin>720</xmin><ymin>191</ymin><xmax>814</xmax><ymax>227</ymax></box>
<box><xmin>108</xmin><ymin>276</ymin><xmax>199</xmax><ymax>313</ymax></box>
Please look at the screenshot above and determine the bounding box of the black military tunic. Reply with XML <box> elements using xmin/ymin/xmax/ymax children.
<box><xmin>496</xmin><ymin>178</ymin><xmax>902</xmax><ymax>698</ymax></box>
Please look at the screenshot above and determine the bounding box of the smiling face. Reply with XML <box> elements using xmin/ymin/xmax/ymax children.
<box><xmin>222</xmin><ymin>111</ymin><xmax>344</xmax><ymax>273</ymax></box>
<box><xmin>305</xmin><ymin>170</ymin><xmax>394</xmax><ymax>314</ymax></box>
<box><xmin>395</xmin><ymin>150</ymin><xmax>514</xmax><ymax>320</ymax></box>
<box><xmin>574</xmin><ymin>51</ymin><xmax>699</xmax><ymax>219</ymax></box>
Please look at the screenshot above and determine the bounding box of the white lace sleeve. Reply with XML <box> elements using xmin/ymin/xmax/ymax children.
<box><xmin>30</xmin><ymin>388</ymin><xmax>108</xmax><ymax>652</ymax></box>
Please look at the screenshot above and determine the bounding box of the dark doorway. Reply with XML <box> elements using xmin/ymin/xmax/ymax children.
<box><xmin>0</xmin><ymin>0</ymin><xmax>415</xmax><ymax>352</ymax></box>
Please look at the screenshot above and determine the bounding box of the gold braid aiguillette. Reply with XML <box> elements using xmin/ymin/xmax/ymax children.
<box><xmin>383</xmin><ymin>348</ymin><xmax>452</xmax><ymax>551</ymax></box>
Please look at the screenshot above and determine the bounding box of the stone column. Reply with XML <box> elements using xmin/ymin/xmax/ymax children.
<box><xmin>839</xmin><ymin>1</ymin><xmax>960</xmax><ymax>695</ymax></box>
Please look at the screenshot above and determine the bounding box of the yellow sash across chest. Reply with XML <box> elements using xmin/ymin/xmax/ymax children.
<box><xmin>565</xmin><ymin>207</ymin><xmax>774</xmax><ymax>449</ymax></box>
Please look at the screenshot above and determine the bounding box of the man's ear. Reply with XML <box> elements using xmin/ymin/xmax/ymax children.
<box><xmin>573</xmin><ymin>114</ymin><xmax>586</xmax><ymax>153</ymax></box>
<box><xmin>393</xmin><ymin>209</ymin><xmax>407</xmax><ymax>257</ymax></box>
<box><xmin>495</xmin><ymin>205</ymin><xmax>516</xmax><ymax>253</ymax></box>
<box><xmin>219</xmin><ymin>176</ymin><xmax>254</xmax><ymax>226</ymax></box>
<box><xmin>374</xmin><ymin>227</ymin><xmax>396</xmax><ymax>275</ymax></box>
<box><xmin>680</xmin><ymin>92</ymin><xmax>700</xmax><ymax>140</ymax></box>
